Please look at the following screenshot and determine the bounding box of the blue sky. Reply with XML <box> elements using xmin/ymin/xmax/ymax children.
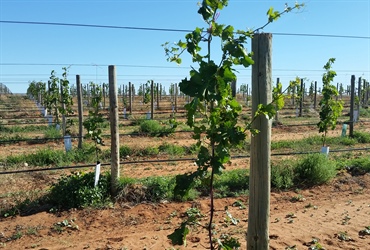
<box><xmin>0</xmin><ymin>0</ymin><xmax>369</xmax><ymax>94</ymax></box>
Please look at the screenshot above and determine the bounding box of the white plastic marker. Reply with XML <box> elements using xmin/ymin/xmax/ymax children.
<box><xmin>94</xmin><ymin>161</ymin><xmax>101</xmax><ymax>187</ymax></box>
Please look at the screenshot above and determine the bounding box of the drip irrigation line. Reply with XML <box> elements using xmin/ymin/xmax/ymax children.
<box><xmin>0</xmin><ymin>147</ymin><xmax>369</xmax><ymax>175</ymax></box>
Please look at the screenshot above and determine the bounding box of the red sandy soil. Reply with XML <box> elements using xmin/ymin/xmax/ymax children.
<box><xmin>0</xmin><ymin>171</ymin><xmax>369</xmax><ymax>250</ymax></box>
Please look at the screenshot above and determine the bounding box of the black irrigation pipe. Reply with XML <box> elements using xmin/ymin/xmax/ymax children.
<box><xmin>1</xmin><ymin>147</ymin><xmax>369</xmax><ymax>175</ymax></box>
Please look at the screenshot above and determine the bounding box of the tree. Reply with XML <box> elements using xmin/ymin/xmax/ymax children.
<box><xmin>317</xmin><ymin>58</ymin><xmax>343</xmax><ymax>147</ymax></box>
<box><xmin>163</xmin><ymin>1</ymin><xmax>303</xmax><ymax>249</ymax></box>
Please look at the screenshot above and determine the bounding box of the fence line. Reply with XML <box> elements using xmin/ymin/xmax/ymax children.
<box><xmin>1</xmin><ymin>147</ymin><xmax>369</xmax><ymax>176</ymax></box>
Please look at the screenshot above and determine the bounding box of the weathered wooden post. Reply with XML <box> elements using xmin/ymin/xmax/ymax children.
<box><xmin>151</xmin><ymin>80</ymin><xmax>154</xmax><ymax>119</ymax></box>
<box><xmin>175</xmin><ymin>83</ymin><xmax>178</xmax><ymax>113</ymax></box>
<box><xmin>350</xmin><ymin>75</ymin><xmax>355</xmax><ymax>137</ymax></box>
<box><xmin>60</xmin><ymin>83</ymin><xmax>66</xmax><ymax>135</ymax></box>
<box><xmin>156</xmin><ymin>83</ymin><xmax>160</xmax><ymax>110</ymax></box>
<box><xmin>299</xmin><ymin>78</ymin><xmax>303</xmax><ymax>117</ymax></box>
<box><xmin>108</xmin><ymin>65</ymin><xmax>120</xmax><ymax>196</ymax></box>
<box><xmin>129</xmin><ymin>82</ymin><xmax>132</xmax><ymax>115</ymax></box>
<box><xmin>76</xmin><ymin>75</ymin><xmax>83</xmax><ymax>149</ymax></box>
<box><xmin>314</xmin><ymin>81</ymin><xmax>317</xmax><ymax>110</ymax></box>
<box><xmin>247</xmin><ymin>33</ymin><xmax>272</xmax><ymax>250</ymax></box>
<box><xmin>358</xmin><ymin>77</ymin><xmax>362</xmax><ymax>113</ymax></box>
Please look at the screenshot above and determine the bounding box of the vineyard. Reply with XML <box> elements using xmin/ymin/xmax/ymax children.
<box><xmin>0</xmin><ymin>1</ymin><xmax>369</xmax><ymax>249</ymax></box>
<box><xmin>1</xmin><ymin>75</ymin><xmax>370</xmax><ymax>249</ymax></box>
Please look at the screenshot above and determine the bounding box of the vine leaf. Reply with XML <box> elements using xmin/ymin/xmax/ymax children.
<box><xmin>167</xmin><ymin>222</ymin><xmax>189</xmax><ymax>246</ymax></box>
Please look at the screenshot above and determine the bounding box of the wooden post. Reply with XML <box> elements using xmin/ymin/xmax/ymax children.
<box><xmin>299</xmin><ymin>78</ymin><xmax>303</xmax><ymax>117</ymax></box>
<box><xmin>350</xmin><ymin>75</ymin><xmax>355</xmax><ymax>137</ymax></box>
<box><xmin>314</xmin><ymin>81</ymin><xmax>317</xmax><ymax>110</ymax></box>
<box><xmin>156</xmin><ymin>83</ymin><xmax>160</xmax><ymax>110</ymax></box>
<box><xmin>108</xmin><ymin>65</ymin><xmax>120</xmax><ymax>196</ymax></box>
<box><xmin>175</xmin><ymin>84</ymin><xmax>178</xmax><ymax>113</ymax></box>
<box><xmin>151</xmin><ymin>80</ymin><xmax>154</xmax><ymax>119</ymax></box>
<box><xmin>60</xmin><ymin>83</ymin><xmax>66</xmax><ymax>135</ymax></box>
<box><xmin>160</xmin><ymin>84</ymin><xmax>162</xmax><ymax>100</ymax></box>
<box><xmin>76</xmin><ymin>75</ymin><xmax>83</xmax><ymax>149</ymax></box>
<box><xmin>247</xmin><ymin>33</ymin><xmax>272</xmax><ymax>250</ymax></box>
<box><xmin>336</xmin><ymin>83</ymin><xmax>339</xmax><ymax>101</ymax></box>
<box><xmin>129</xmin><ymin>82</ymin><xmax>132</xmax><ymax>114</ymax></box>
<box><xmin>358</xmin><ymin>77</ymin><xmax>362</xmax><ymax>112</ymax></box>
<box><xmin>102</xmin><ymin>83</ymin><xmax>106</xmax><ymax>109</ymax></box>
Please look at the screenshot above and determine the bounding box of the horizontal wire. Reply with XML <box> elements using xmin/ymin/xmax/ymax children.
<box><xmin>1</xmin><ymin>20</ymin><xmax>369</xmax><ymax>39</ymax></box>
<box><xmin>1</xmin><ymin>147</ymin><xmax>369</xmax><ymax>175</ymax></box>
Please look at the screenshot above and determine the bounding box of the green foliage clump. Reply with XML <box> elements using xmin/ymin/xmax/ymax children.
<box><xmin>353</xmin><ymin>131</ymin><xmax>370</xmax><ymax>143</ymax></box>
<box><xmin>213</xmin><ymin>169</ymin><xmax>249</xmax><ymax>197</ymax></box>
<box><xmin>345</xmin><ymin>157</ymin><xmax>370</xmax><ymax>175</ymax></box>
<box><xmin>159</xmin><ymin>143</ymin><xmax>185</xmax><ymax>156</ymax></box>
<box><xmin>138</xmin><ymin>119</ymin><xmax>175</xmax><ymax>136</ymax></box>
<box><xmin>120</xmin><ymin>145</ymin><xmax>132</xmax><ymax>157</ymax></box>
<box><xmin>317</xmin><ymin>58</ymin><xmax>343</xmax><ymax>146</ymax></box>
<box><xmin>141</xmin><ymin>176</ymin><xmax>176</xmax><ymax>202</ymax></box>
<box><xmin>48</xmin><ymin>171</ymin><xmax>111</xmax><ymax>209</ymax></box>
<box><xmin>271</xmin><ymin>162</ymin><xmax>295</xmax><ymax>189</ymax></box>
<box><xmin>43</xmin><ymin>126</ymin><xmax>62</xmax><ymax>139</ymax></box>
<box><xmin>295</xmin><ymin>154</ymin><xmax>337</xmax><ymax>186</ymax></box>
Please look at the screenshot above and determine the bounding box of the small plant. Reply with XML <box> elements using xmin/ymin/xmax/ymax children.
<box><xmin>48</xmin><ymin>171</ymin><xmax>111</xmax><ymax>209</ymax></box>
<box><xmin>317</xmin><ymin>58</ymin><xmax>343</xmax><ymax>147</ymax></box>
<box><xmin>358</xmin><ymin>226</ymin><xmax>370</xmax><ymax>237</ymax></box>
<box><xmin>83</xmin><ymin>82</ymin><xmax>105</xmax><ymax>162</ymax></box>
<box><xmin>271</xmin><ymin>163</ymin><xmax>295</xmax><ymax>189</ymax></box>
<box><xmin>59</xmin><ymin>67</ymin><xmax>74</xmax><ymax>135</ymax></box>
<box><xmin>52</xmin><ymin>219</ymin><xmax>79</xmax><ymax>234</ymax></box>
<box><xmin>295</xmin><ymin>153</ymin><xmax>337</xmax><ymax>186</ymax></box>
<box><xmin>137</xmin><ymin>119</ymin><xmax>176</xmax><ymax>137</ymax></box>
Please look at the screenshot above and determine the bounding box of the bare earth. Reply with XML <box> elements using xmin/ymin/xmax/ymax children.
<box><xmin>0</xmin><ymin>172</ymin><xmax>369</xmax><ymax>250</ymax></box>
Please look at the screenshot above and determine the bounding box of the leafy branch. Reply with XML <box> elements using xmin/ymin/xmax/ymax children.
<box><xmin>83</xmin><ymin>82</ymin><xmax>105</xmax><ymax>162</ymax></box>
<box><xmin>317</xmin><ymin>58</ymin><xmax>343</xmax><ymax>146</ymax></box>
<box><xmin>163</xmin><ymin>1</ymin><xmax>303</xmax><ymax>249</ymax></box>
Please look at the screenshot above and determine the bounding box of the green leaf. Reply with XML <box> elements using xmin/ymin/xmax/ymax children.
<box><xmin>167</xmin><ymin>222</ymin><xmax>189</xmax><ymax>246</ymax></box>
<box><xmin>173</xmin><ymin>172</ymin><xmax>198</xmax><ymax>199</ymax></box>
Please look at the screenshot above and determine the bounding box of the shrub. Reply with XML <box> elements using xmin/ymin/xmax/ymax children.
<box><xmin>120</xmin><ymin>145</ymin><xmax>132</xmax><ymax>157</ymax></box>
<box><xmin>345</xmin><ymin>157</ymin><xmax>370</xmax><ymax>175</ymax></box>
<box><xmin>353</xmin><ymin>131</ymin><xmax>370</xmax><ymax>143</ymax></box>
<box><xmin>141</xmin><ymin>176</ymin><xmax>176</xmax><ymax>202</ymax></box>
<box><xmin>48</xmin><ymin>171</ymin><xmax>111</xmax><ymax>209</ymax></box>
<box><xmin>271</xmin><ymin>163</ymin><xmax>295</xmax><ymax>189</ymax></box>
<box><xmin>138</xmin><ymin>119</ymin><xmax>175</xmax><ymax>136</ymax></box>
<box><xmin>295</xmin><ymin>154</ymin><xmax>337</xmax><ymax>186</ymax></box>
<box><xmin>213</xmin><ymin>169</ymin><xmax>249</xmax><ymax>197</ymax></box>
<box><xmin>158</xmin><ymin>143</ymin><xmax>185</xmax><ymax>156</ymax></box>
<box><xmin>44</xmin><ymin>126</ymin><xmax>62</xmax><ymax>139</ymax></box>
<box><xmin>25</xmin><ymin>148</ymin><xmax>65</xmax><ymax>166</ymax></box>
<box><xmin>138</xmin><ymin>120</ymin><xmax>163</xmax><ymax>136</ymax></box>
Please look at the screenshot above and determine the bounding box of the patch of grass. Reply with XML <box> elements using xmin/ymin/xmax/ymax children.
<box><xmin>43</xmin><ymin>126</ymin><xmax>62</xmax><ymax>139</ymax></box>
<box><xmin>213</xmin><ymin>169</ymin><xmax>249</xmax><ymax>197</ymax></box>
<box><xmin>271</xmin><ymin>161</ymin><xmax>296</xmax><ymax>189</ymax></box>
<box><xmin>352</xmin><ymin>131</ymin><xmax>370</xmax><ymax>143</ymax></box>
<box><xmin>159</xmin><ymin>143</ymin><xmax>185</xmax><ymax>156</ymax></box>
<box><xmin>344</xmin><ymin>157</ymin><xmax>370</xmax><ymax>175</ymax></box>
<box><xmin>141</xmin><ymin>176</ymin><xmax>176</xmax><ymax>202</ymax></box>
<box><xmin>137</xmin><ymin>119</ymin><xmax>174</xmax><ymax>136</ymax></box>
<box><xmin>271</xmin><ymin>140</ymin><xmax>295</xmax><ymax>150</ymax></box>
<box><xmin>136</xmin><ymin>146</ymin><xmax>159</xmax><ymax>157</ymax></box>
<box><xmin>120</xmin><ymin>145</ymin><xmax>133</xmax><ymax>157</ymax></box>
<box><xmin>295</xmin><ymin>153</ymin><xmax>337</xmax><ymax>186</ymax></box>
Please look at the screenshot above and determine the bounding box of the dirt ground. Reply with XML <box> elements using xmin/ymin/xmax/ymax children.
<box><xmin>0</xmin><ymin>172</ymin><xmax>369</xmax><ymax>250</ymax></box>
